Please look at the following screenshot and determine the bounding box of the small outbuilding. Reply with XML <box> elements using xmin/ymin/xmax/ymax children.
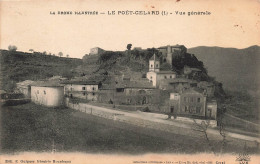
<box><xmin>30</xmin><ymin>80</ymin><xmax>64</xmax><ymax>107</ymax></box>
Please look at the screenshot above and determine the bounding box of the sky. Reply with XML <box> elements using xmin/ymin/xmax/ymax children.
<box><xmin>1</xmin><ymin>0</ymin><xmax>260</xmax><ymax>58</ymax></box>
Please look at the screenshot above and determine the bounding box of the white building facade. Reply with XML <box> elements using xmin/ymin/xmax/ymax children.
<box><xmin>146</xmin><ymin>54</ymin><xmax>176</xmax><ymax>87</ymax></box>
<box><xmin>31</xmin><ymin>86</ymin><xmax>64</xmax><ymax>107</ymax></box>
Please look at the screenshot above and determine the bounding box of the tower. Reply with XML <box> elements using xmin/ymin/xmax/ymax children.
<box><xmin>149</xmin><ymin>53</ymin><xmax>160</xmax><ymax>72</ymax></box>
<box><xmin>166</xmin><ymin>45</ymin><xmax>173</xmax><ymax>67</ymax></box>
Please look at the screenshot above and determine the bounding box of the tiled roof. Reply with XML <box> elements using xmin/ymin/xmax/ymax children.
<box><xmin>31</xmin><ymin>80</ymin><xmax>64</xmax><ymax>87</ymax></box>
<box><xmin>123</xmin><ymin>80</ymin><xmax>155</xmax><ymax>89</ymax></box>
<box><xmin>156</xmin><ymin>71</ymin><xmax>177</xmax><ymax>74</ymax></box>
<box><xmin>100</xmin><ymin>80</ymin><xmax>155</xmax><ymax>90</ymax></box>
<box><xmin>158</xmin><ymin>45</ymin><xmax>186</xmax><ymax>49</ymax></box>
<box><xmin>198</xmin><ymin>81</ymin><xmax>214</xmax><ymax>87</ymax></box>
<box><xmin>17</xmin><ymin>80</ymin><xmax>35</xmax><ymax>86</ymax></box>
<box><xmin>167</xmin><ymin>78</ymin><xmax>196</xmax><ymax>83</ymax></box>
<box><xmin>182</xmin><ymin>87</ymin><xmax>205</xmax><ymax>94</ymax></box>
<box><xmin>149</xmin><ymin>53</ymin><xmax>159</xmax><ymax>61</ymax></box>
<box><xmin>61</xmin><ymin>80</ymin><xmax>100</xmax><ymax>85</ymax></box>
<box><xmin>190</xmin><ymin>68</ymin><xmax>202</xmax><ymax>72</ymax></box>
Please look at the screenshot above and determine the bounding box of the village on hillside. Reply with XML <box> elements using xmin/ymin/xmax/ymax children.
<box><xmin>11</xmin><ymin>45</ymin><xmax>219</xmax><ymax>125</ymax></box>
<box><xmin>1</xmin><ymin>44</ymin><xmax>260</xmax><ymax>154</ymax></box>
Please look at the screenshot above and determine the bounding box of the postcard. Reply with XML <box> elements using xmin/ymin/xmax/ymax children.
<box><xmin>0</xmin><ymin>0</ymin><xmax>259</xmax><ymax>163</ymax></box>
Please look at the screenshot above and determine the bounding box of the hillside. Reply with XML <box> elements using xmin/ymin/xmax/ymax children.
<box><xmin>188</xmin><ymin>46</ymin><xmax>260</xmax><ymax>95</ymax></box>
<box><xmin>0</xmin><ymin>50</ymin><xmax>82</xmax><ymax>91</ymax></box>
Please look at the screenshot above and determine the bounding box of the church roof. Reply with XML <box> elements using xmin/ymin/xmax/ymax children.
<box><xmin>149</xmin><ymin>53</ymin><xmax>159</xmax><ymax>61</ymax></box>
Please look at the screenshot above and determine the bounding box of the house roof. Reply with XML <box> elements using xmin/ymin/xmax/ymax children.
<box><xmin>61</xmin><ymin>80</ymin><xmax>100</xmax><ymax>85</ymax></box>
<box><xmin>149</xmin><ymin>53</ymin><xmax>159</xmax><ymax>61</ymax></box>
<box><xmin>123</xmin><ymin>80</ymin><xmax>155</xmax><ymax>89</ymax></box>
<box><xmin>190</xmin><ymin>68</ymin><xmax>202</xmax><ymax>72</ymax></box>
<box><xmin>156</xmin><ymin>71</ymin><xmax>177</xmax><ymax>74</ymax></box>
<box><xmin>158</xmin><ymin>45</ymin><xmax>186</xmax><ymax>49</ymax></box>
<box><xmin>91</xmin><ymin>47</ymin><xmax>104</xmax><ymax>50</ymax></box>
<box><xmin>17</xmin><ymin>80</ymin><xmax>35</xmax><ymax>86</ymax></box>
<box><xmin>100</xmin><ymin>79</ymin><xmax>155</xmax><ymax>90</ymax></box>
<box><xmin>182</xmin><ymin>87</ymin><xmax>205</xmax><ymax>94</ymax></box>
<box><xmin>167</xmin><ymin>78</ymin><xmax>196</xmax><ymax>84</ymax></box>
<box><xmin>100</xmin><ymin>84</ymin><xmax>116</xmax><ymax>90</ymax></box>
<box><xmin>31</xmin><ymin>80</ymin><xmax>64</xmax><ymax>87</ymax></box>
<box><xmin>198</xmin><ymin>81</ymin><xmax>215</xmax><ymax>87</ymax></box>
<box><xmin>0</xmin><ymin>90</ymin><xmax>7</xmax><ymax>94</ymax></box>
<box><xmin>184</xmin><ymin>66</ymin><xmax>202</xmax><ymax>72</ymax></box>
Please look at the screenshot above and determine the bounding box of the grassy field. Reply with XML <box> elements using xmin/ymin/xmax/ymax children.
<box><xmin>1</xmin><ymin>103</ymin><xmax>258</xmax><ymax>154</ymax></box>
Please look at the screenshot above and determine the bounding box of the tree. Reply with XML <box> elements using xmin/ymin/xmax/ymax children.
<box><xmin>29</xmin><ymin>49</ymin><xmax>34</xmax><ymax>53</ymax></box>
<box><xmin>43</xmin><ymin>51</ymin><xmax>47</xmax><ymax>55</ymax></box>
<box><xmin>8</xmin><ymin>45</ymin><xmax>17</xmax><ymax>51</ymax></box>
<box><xmin>66</xmin><ymin>54</ymin><xmax>69</xmax><ymax>58</ymax></box>
<box><xmin>58</xmin><ymin>52</ymin><xmax>63</xmax><ymax>57</ymax></box>
<box><xmin>127</xmin><ymin>44</ymin><xmax>132</xmax><ymax>50</ymax></box>
<box><xmin>48</xmin><ymin>53</ymin><xmax>52</xmax><ymax>56</ymax></box>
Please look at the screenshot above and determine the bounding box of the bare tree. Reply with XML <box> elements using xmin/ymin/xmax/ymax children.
<box><xmin>192</xmin><ymin>119</ymin><xmax>216</xmax><ymax>154</ymax></box>
<box><xmin>192</xmin><ymin>116</ymin><xmax>228</xmax><ymax>154</ymax></box>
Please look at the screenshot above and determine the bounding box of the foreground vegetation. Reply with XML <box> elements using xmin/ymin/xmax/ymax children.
<box><xmin>2</xmin><ymin>103</ymin><xmax>258</xmax><ymax>154</ymax></box>
<box><xmin>0</xmin><ymin>50</ymin><xmax>82</xmax><ymax>91</ymax></box>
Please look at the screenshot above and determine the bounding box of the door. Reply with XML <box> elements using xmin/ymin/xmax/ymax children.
<box><xmin>170</xmin><ymin>106</ymin><xmax>174</xmax><ymax>113</ymax></box>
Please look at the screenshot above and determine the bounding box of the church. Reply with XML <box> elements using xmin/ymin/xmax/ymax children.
<box><xmin>146</xmin><ymin>53</ymin><xmax>177</xmax><ymax>87</ymax></box>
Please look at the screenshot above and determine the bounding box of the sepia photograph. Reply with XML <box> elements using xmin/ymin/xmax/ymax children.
<box><xmin>0</xmin><ymin>0</ymin><xmax>260</xmax><ymax>163</ymax></box>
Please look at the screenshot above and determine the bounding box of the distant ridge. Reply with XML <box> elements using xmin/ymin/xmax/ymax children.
<box><xmin>188</xmin><ymin>45</ymin><xmax>260</xmax><ymax>94</ymax></box>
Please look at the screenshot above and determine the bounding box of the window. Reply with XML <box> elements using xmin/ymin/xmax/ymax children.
<box><xmin>164</xmin><ymin>76</ymin><xmax>167</xmax><ymax>79</ymax></box>
<box><xmin>151</xmin><ymin>64</ymin><xmax>153</xmax><ymax>68</ymax></box>
<box><xmin>83</xmin><ymin>92</ymin><xmax>86</xmax><ymax>96</ymax></box>
<box><xmin>185</xmin><ymin>106</ymin><xmax>189</xmax><ymax>112</ymax></box>
<box><xmin>116</xmin><ymin>88</ymin><xmax>124</xmax><ymax>92</ymax></box>
<box><xmin>92</xmin><ymin>93</ymin><xmax>95</xmax><ymax>96</ymax></box>
<box><xmin>82</xmin><ymin>87</ymin><xmax>86</xmax><ymax>90</ymax></box>
<box><xmin>156</xmin><ymin>64</ymin><xmax>158</xmax><ymax>68</ymax></box>
<box><xmin>197</xmin><ymin>98</ymin><xmax>200</xmax><ymax>102</ymax></box>
<box><xmin>92</xmin><ymin>87</ymin><xmax>95</xmax><ymax>91</ymax></box>
<box><xmin>170</xmin><ymin>75</ymin><xmax>172</xmax><ymax>78</ymax></box>
<box><xmin>37</xmin><ymin>90</ymin><xmax>39</xmax><ymax>94</ymax></box>
<box><xmin>184</xmin><ymin>97</ymin><xmax>187</xmax><ymax>102</ymax></box>
<box><xmin>43</xmin><ymin>91</ymin><xmax>46</xmax><ymax>95</ymax></box>
<box><xmin>150</xmin><ymin>76</ymin><xmax>152</xmax><ymax>79</ymax></box>
<box><xmin>196</xmin><ymin>107</ymin><xmax>201</xmax><ymax>113</ymax></box>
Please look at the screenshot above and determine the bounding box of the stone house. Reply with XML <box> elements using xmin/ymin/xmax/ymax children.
<box><xmin>183</xmin><ymin>65</ymin><xmax>202</xmax><ymax>78</ymax></box>
<box><xmin>159</xmin><ymin>78</ymin><xmax>197</xmax><ymax>92</ymax></box>
<box><xmin>206</xmin><ymin>100</ymin><xmax>218</xmax><ymax>120</ymax></box>
<box><xmin>168</xmin><ymin>88</ymin><xmax>218</xmax><ymax>120</ymax></box>
<box><xmin>63</xmin><ymin>80</ymin><xmax>101</xmax><ymax>101</ymax></box>
<box><xmin>197</xmin><ymin>81</ymin><xmax>215</xmax><ymax>97</ymax></box>
<box><xmin>89</xmin><ymin>47</ymin><xmax>105</xmax><ymax>55</ymax></box>
<box><xmin>98</xmin><ymin>80</ymin><xmax>159</xmax><ymax>106</ymax></box>
<box><xmin>157</xmin><ymin>45</ymin><xmax>187</xmax><ymax>65</ymax></box>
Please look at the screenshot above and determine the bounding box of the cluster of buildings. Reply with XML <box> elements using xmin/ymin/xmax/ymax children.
<box><xmin>16</xmin><ymin>44</ymin><xmax>218</xmax><ymax>121</ymax></box>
